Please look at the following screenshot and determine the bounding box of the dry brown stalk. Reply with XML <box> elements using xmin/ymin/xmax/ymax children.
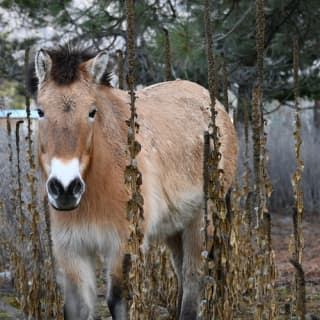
<box><xmin>230</xmin><ymin>97</ymin><xmax>254</xmax><ymax>312</ymax></box>
<box><xmin>124</xmin><ymin>0</ymin><xmax>148</xmax><ymax>318</ymax></box>
<box><xmin>243</xmin><ymin>97</ymin><xmax>253</xmax><ymax>246</ymax></box>
<box><xmin>2</xmin><ymin>113</ymin><xmax>17</xmax><ymax>300</ymax></box>
<box><xmin>292</xmin><ymin>38</ymin><xmax>304</xmax><ymax>264</ymax></box>
<box><xmin>43</xmin><ymin>196</ymin><xmax>64</xmax><ymax>319</ymax></box>
<box><xmin>24</xmin><ymin>48</ymin><xmax>31</xmax><ymax>117</ymax></box>
<box><xmin>200</xmin><ymin>129</ymin><xmax>214</xmax><ymax>319</ymax></box>
<box><xmin>163</xmin><ymin>28</ymin><xmax>173</xmax><ymax>81</ymax></box>
<box><xmin>116</xmin><ymin>49</ymin><xmax>124</xmax><ymax>90</ymax></box>
<box><xmin>252</xmin><ymin>86</ymin><xmax>264</xmax><ymax>320</ymax></box>
<box><xmin>252</xmin><ymin>88</ymin><xmax>276</xmax><ymax>320</ymax></box>
<box><xmin>4</xmin><ymin>113</ymin><xmax>21</xmax><ymax>311</ymax></box>
<box><xmin>256</xmin><ymin>0</ymin><xmax>264</xmax><ymax>86</ymax></box>
<box><xmin>203</xmin><ymin>0</ymin><xmax>232</xmax><ymax>319</ymax></box>
<box><xmin>202</xmin><ymin>1</ymin><xmax>217</xmax><ymax>318</ymax></box>
<box><xmin>291</xmin><ymin>37</ymin><xmax>305</xmax><ymax>320</ymax></box>
<box><xmin>6</xmin><ymin>113</ymin><xmax>14</xmax><ymax>201</ymax></box>
<box><xmin>14</xmin><ymin>120</ymin><xmax>30</xmax><ymax>317</ymax></box>
<box><xmin>221</xmin><ymin>53</ymin><xmax>229</xmax><ymax>114</ymax></box>
<box><xmin>252</xmin><ymin>0</ymin><xmax>276</xmax><ymax>318</ymax></box>
<box><xmin>290</xmin><ymin>259</ymin><xmax>306</xmax><ymax>320</ymax></box>
<box><xmin>203</xmin><ymin>131</ymin><xmax>210</xmax><ymax>256</ymax></box>
<box><xmin>23</xmin><ymin>47</ymin><xmax>41</xmax><ymax>320</ymax></box>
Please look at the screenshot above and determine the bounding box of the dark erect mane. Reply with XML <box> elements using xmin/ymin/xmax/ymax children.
<box><xmin>27</xmin><ymin>42</ymin><xmax>112</xmax><ymax>97</ymax></box>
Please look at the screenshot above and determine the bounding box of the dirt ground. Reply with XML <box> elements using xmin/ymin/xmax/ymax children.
<box><xmin>1</xmin><ymin>212</ymin><xmax>320</xmax><ymax>319</ymax></box>
<box><xmin>273</xmin><ymin>212</ymin><xmax>320</xmax><ymax>284</ymax></box>
<box><xmin>272</xmin><ymin>212</ymin><xmax>320</xmax><ymax>318</ymax></box>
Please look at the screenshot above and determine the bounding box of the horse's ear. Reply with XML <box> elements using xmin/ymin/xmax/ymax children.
<box><xmin>89</xmin><ymin>51</ymin><xmax>109</xmax><ymax>84</ymax></box>
<box><xmin>35</xmin><ymin>49</ymin><xmax>52</xmax><ymax>85</ymax></box>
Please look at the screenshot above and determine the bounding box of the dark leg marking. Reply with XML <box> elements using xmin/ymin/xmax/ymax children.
<box><xmin>107</xmin><ymin>278</ymin><xmax>123</xmax><ymax>319</ymax></box>
<box><xmin>166</xmin><ymin>233</ymin><xmax>183</xmax><ymax>319</ymax></box>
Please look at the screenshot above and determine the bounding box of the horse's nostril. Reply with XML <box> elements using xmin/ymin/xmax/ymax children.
<box><xmin>68</xmin><ymin>178</ymin><xmax>84</xmax><ymax>196</ymax></box>
<box><xmin>47</xmin><ymin>178</ymin><xmax>64</xmax><ymax>198</ymax></box>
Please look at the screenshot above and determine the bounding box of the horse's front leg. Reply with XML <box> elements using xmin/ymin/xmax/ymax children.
<box><xmin>106</xmin><ymin>254</ymin><xmax>128</xmax><ymax>320</ymax></box>
<box><xmin>56</xmin><ymin>251</ymin><xmax>96</xmax><ymax>320</ymax></box>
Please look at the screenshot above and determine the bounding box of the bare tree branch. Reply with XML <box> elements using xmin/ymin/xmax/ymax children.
<box><xmin>214</xmin><ymin>5</ymin><xmax>253</xmax><ymax>42</ymax></box>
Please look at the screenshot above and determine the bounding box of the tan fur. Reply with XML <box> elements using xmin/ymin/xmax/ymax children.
<box><xmin>37</xmin><ymin>58</ymin><xmax>238</xmax><ymax>319</ymax></box>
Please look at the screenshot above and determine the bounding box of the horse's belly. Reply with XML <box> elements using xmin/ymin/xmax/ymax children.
<box><xmin>144</xmin><ymin>186</ymin><xmax>203</xmax><ymax>242</ymax></box>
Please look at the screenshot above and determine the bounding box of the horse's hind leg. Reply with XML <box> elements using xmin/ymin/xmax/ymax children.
<box><xmin>180</xmin><ymin>215</ymin><xmax>203</xmax><ymax>320</ymax></box>
<box><xmin>57</xmin><ymin>252</ymin><xmax>96</xmax><ymax>320</ymax></box>
<box><xmin>166</xmin><ymin>233</ymin><xmax>183</xmax><ymax>319</ymax></box>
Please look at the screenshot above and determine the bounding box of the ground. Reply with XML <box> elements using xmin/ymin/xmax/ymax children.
<box><xmin>272</xmin><ymin>212</ymin><xmax>320</xmax><ymax>318</ymax></box>
<box><xmin>1</xmin><ymin>213</ymin><xmax>320</xmax><ymax>319</ymax></box>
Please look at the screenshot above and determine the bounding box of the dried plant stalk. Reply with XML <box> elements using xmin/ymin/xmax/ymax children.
<box><xmin>221</xmin><ymin>53</ymin><xmax>229</xmax><ymax>114</ymax></box>
<box><xmin>231</xmin><ymin>98</ymin><xmax>254</xmax><ymax>313</ymax></box>
<box><xmin>6</xmin><ymin>113</ymin><xmax>14</xmax><ymax>206</ymax></box>
<box><xmin>25</xmin><ymin>48</ymin><xmax>31</xmax><ymax>117</ymax></box>
<box><xmin>200</xmin><ymin>130</ymin><xmax>214</xmax><ymax>319</ymax></box>
<box><xmin>14</xmin><ymin>120</ymin><xmax>30</xmax><ymax>317</ymax></box>
<box><xmin>290</xmin><ymin>259</ymin><xmax>306</xmax><ymax>319</ymax></box>
<box><xmin>203</xmin><ymin>131</ymin><xmax>210</xmax><ymax>255</ymax></box>
<box><xmin>251</xmin><ymin>86</ymin><xmax>264</xmax><ymax>320</ymax></box>
<box><xmin>256</xmin><ymin>0</ymin><xmax>264</xmax><ymax>86</ymax></box>
<box><xmin>252</xmin><ymin>0</ymin><xmax>276</xmax><ymax>318</ymax></box>
<box><xmin>116</xmin><ymin>49</ymin><xmax>124</xmax><ymax>90</ymax></box>
<box><xmin>1</xmin><ymin>112</ymin><xmax>18</xmax><ymax>287</ymax></box>
<box><xmin>163</xmin><ymin>28</ymin><xmax>173</xmax><ymax>81</ymax></box>
<box><xmin>124</xmin><ymin>0</ymin><xmax>148</xmax><ymax>318</ymax></box>
<box><xmin>292</xmin><ymin>37</ymin><xmax>304</xmax><ymax>265</ymax></box>
<box><xmin>290</xmin><ymin>37</ymin><xmax>305</xmax><ymax>320</ymax></box>
<box><xmin>23</xmin><ymin>47</ymin><xmax>41</xmax><ymax>320</ymax></box>
<box><xmin>203</xmin><ymin>0</ymin><xmax>232</xmax><ymax>318</ymax></box>
<box><xmin>43</xmin><ymin>196</ymin><xmax>64</xmax><ymax>319</ymax></box>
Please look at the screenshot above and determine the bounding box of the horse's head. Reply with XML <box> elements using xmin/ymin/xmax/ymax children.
<box><xmin>31</xmin><ymin>45</ymin><xmax>111</xmax><ymax>211</ymax></box>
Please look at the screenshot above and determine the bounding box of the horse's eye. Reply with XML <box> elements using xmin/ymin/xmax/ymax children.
<box><xmin>88</xmin><ymin>109</ymin><xmax>97</xmax><ymax>119</ymax></box>
<box><xmin>37</xmin><ymin>108</ymin><xmax>45</xmax><ymax>118</ymax></box>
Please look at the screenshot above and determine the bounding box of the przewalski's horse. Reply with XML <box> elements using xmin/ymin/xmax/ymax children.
<box><xmin>27</xmin><ymin>44</ymin><xmax>238</xmax><ymax>320</ymax></box>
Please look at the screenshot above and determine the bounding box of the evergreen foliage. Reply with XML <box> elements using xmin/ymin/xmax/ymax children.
<box><xmin>0</xmin><ymin>0</ymin><xmax>319</xmax><ymax>107</ymax></box>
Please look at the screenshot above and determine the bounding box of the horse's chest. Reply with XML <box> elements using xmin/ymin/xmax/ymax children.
<box><xmin>52</xmin><ymin>222</ymin><xmax>121</xmax><ymax>257</ymax></box>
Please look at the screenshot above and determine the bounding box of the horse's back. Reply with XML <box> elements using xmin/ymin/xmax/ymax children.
<box><xmin>137</xmin><ymin>80</ymin><xmax>237</xmax><ymax>188</ymax></box>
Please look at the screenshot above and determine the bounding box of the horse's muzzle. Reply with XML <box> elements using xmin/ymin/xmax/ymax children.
<box><xmin>46</xmin><ymin>177</ymin><xmax>85</xmax><ymax>211</ymax></box>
